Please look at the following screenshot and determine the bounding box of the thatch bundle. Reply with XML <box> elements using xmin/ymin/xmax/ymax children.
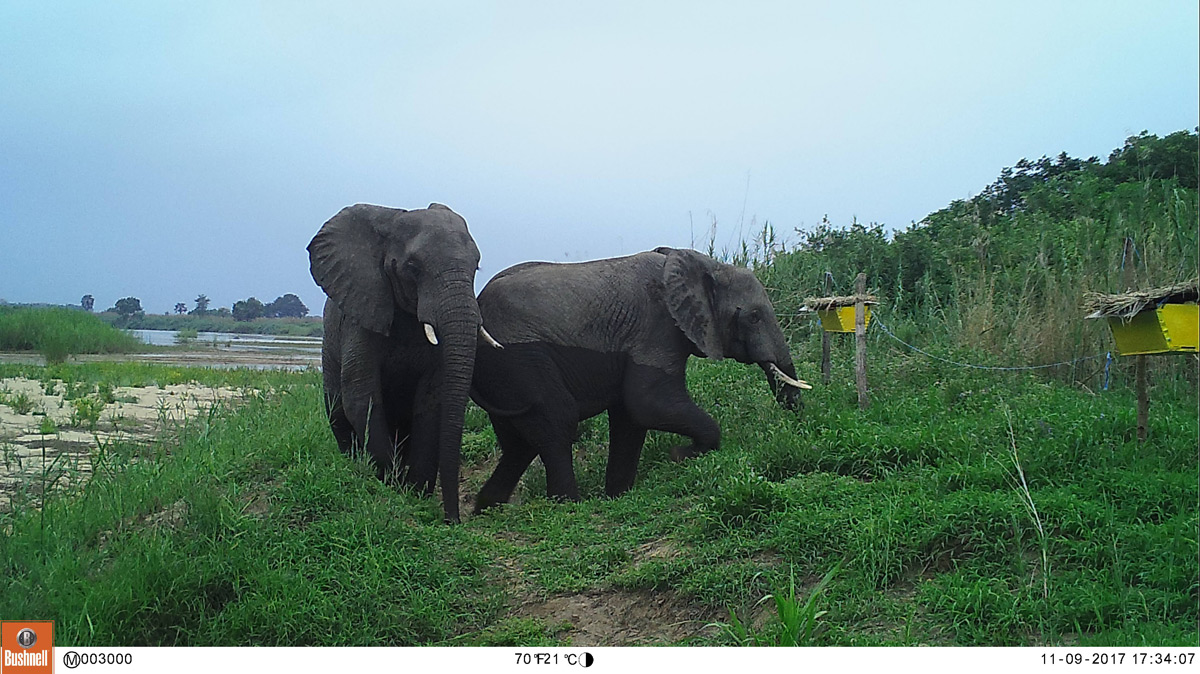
<box><xmin>802</xmin><ymin>294</ymin><xmax>879</xmax><ymax>311</ymax></box>
<box><xmin>1084</xmin><ymin>278</ymin><xmax>1199</xmax><ymax>319</ymax></box>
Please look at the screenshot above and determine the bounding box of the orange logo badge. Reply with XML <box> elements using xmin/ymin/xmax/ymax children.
<box><xmin>1</xmin><ymin>621</ymin><xmax>53</xmax><ymax>674</ymax></box>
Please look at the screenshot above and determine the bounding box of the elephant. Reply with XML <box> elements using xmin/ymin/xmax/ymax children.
<box><xmin>308</xmin><ymin>202</ymin><xmax>500</xmax><ymax>523</ymax></box>
<box><xmin>469</xmin><ymin>246</ymin><xmax>809</xmax><ymax>513</ymax></box>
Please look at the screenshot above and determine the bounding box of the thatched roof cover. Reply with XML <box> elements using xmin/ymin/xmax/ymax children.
<box><xmin>802</xmin><ymin>294</ymin><xmax>879</xmax><ymax>311</ymax></box>
<box><xmin>1084</xmin><ymin>278</ymin><xmax>1199</xmax><ymax>319</ymax></box>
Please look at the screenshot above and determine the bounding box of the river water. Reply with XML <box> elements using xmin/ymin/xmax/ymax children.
<box><xmin>126</xmin><ymin>329</ymin><xmax>322</xmax><ymax>352</ymax></box>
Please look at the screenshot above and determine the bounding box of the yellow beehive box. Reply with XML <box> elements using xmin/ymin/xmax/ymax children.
<box><xmin>1106</xmin><ymin>303</ymin><xmax>1198</xmax><ymax>355</ymax></box>
<box><xmin>817</xmin><ymin>305</ymin><xmax>872</xmax><ymax>333</ymax></box>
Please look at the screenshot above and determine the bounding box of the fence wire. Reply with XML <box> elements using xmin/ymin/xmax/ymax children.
<box><xmin>870</xmin><ymin>315</ymin><xmax>1109</xmax><ymax>371</ymax></box>
<box><xmin>783</xmin><ymin>309</ymin><xmax>1110</xmax><ymax>372</ymax></box>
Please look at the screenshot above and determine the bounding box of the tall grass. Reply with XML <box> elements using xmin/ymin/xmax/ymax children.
<box><xmin>742</xmin><ymin>175</ymin><xmax>1198</xmax><ymax>393</ymax></box>
<box><xmin>0</xmin><ymin>307</ymin><xmax>141</xmax><ymax>363</ymax></box>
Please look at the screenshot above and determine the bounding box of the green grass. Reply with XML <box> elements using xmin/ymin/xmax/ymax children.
<box><xmin>0</xmin><ymin>351</ymin><xmax>1194</xmax><ymax>646</ymax></box>
<box><xmin>0</xmin><ymin>307</ymin><xmax>142</xmax><ymax>363</ymax></box>
<box><xmin>0</xmin><ymin>361</ymin><xmax>290</xmax><ymax>391</ymax></box>
<box><xmin>716</xmin><ymin>564</ymin><xmax>840</xmax><ymax>646</ymax></box>
<box><xmin>0</xmin><ymin>388</ymin><xmax>36</xmax><ymax>415</ymax></box>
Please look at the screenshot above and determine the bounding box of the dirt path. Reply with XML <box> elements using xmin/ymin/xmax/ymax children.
<box><xmin>0</xmin><ymin>376</ymin><xmax>249</xmax><ymax>510</ymax></box>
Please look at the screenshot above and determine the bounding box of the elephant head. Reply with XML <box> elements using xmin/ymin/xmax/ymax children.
<box><xmin>308</xmin><ymin>202</ymin><xmax>484</xmax><ymax>521</ymax></box>
<box><xmin>660</xmin><ymin>247</ymin><xmax>807</xmax><ymax>407</ymax></box>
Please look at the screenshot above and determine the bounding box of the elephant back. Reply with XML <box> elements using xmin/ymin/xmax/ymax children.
<box><xmin>478</xmin><ymin>252</ymin><xmax>679</xmax><ymax>365</ymax></box>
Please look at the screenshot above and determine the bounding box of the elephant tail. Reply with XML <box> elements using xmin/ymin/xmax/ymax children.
<box><xmin>470</xmin><ymin>387</ymin><xmax>531</xmax><ymax>418</ymax></box>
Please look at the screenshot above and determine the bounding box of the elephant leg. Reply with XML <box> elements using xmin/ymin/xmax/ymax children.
<box><xmin>480</xmin><ymin>410</ymin><xmax>580</xmax><ymax>506</ymax></box>
<box><xmin>322</xmin><ymin>353</ymin><xmax>356</xmax><ymax>456</ymax></box>
<box><xmin>538</xmin><ymin>439</ymin><xmax>581</xmax><ymax>503</ymax></box>
<box><xmin>624</xmin><ymin>364</ymin><xmax>720</xmax><ymax>461</ymax></box>
<box><xmin>404</xmin><ymin>373</ymin><xmax>439</xmax><ymax>494</ymax></box>
<box><xmin>506</xmin><ymin>410</ymin><xmax>580</xmax><ymax>502</ymax></box>
<box><xmin>324</xmin><ymin>389</ymin><xmax>356</xmax><ymax>456</ymax></box>
<box><xmin>605</xmin><ymin>405</ymin><xmax>648</xmax><ymax>497</ymax></box>
<box><xmin>340</xmin><ymin>366</ymin><xmax>396</xmax><ymax>479</ymax></box>
<box><xmin>355</xmin><ymin>400</ymin><xmax>397</xmax><ymax>478</ymax></box>
<box><xmin>474</xmin><ymin>417</ymin><xmax>538</xmax><ymax>512</ymax></box>
<box><xmin>511</xmin><ymin>403</ymin><xmax>582</xmax><ymax>503</ymax></box>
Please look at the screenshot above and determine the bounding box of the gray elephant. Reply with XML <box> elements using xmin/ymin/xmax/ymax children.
<box><xmin>308</xmin><ymin>203</ymin><xmax>499</xmax><ymax>523</ymax></box>
<box><xmin>470</xmin><ymin>246</ymin><xmax>808</xmax><ymax>513</ymax></box>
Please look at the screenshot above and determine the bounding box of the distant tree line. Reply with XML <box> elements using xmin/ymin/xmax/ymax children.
<box><xmin>192</xmin><ymin>293</ymin><xmax>309</xmax><ymax>321</ymax></box>
<box><xmin>230</xmin><ymin>294</ymin><xmax>308</xmax><ymax>321</ymax></box>
<box><xmin>79</xmin><ymin>292</ymin><xmax>310</xmax><ymax>322</ymax></box>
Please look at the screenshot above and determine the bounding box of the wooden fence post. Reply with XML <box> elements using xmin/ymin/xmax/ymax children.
<box><xmin>821</xmin><ymin>271</ymin><xmax>832</xmax><ymax>384</ymax></box>
<box><xmin>1123</xmin><ymin>236</ymin><xmax>1149</xmax><ymax>443</ymax></box>
<box><xmin>1122</xmin><ymin>237</ymin><xmax>1135</xmax><ymax>290</ymax></box>
<box><xmin>855</xmin><ymin>272</ymin><xmax>868</xmax><ymax>410</ymax></box>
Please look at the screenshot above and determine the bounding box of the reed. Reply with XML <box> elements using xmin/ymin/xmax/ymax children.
<box><xmin>0</xmin><ymin>307</ymin><xmax>141</xmax><ymax>363</ymax></box>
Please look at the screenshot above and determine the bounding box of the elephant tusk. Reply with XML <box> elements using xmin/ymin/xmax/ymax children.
<box><xmin>769</xmin><ymin>363</ymin><xmax>812</xmax><ymax>390</ymax></box>
<box><xmin>423</xmin><ymin>323</ymin><xmax>439</xmax><ymax>346</ymax></box>
<box><xmin>479</xmin><ymin>325</ymin><xmax>504</xmax><ymax>349</ymax></box>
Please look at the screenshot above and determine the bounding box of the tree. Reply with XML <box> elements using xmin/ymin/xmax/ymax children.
<box><xmin>174</xmin><ymin>302</ymin><xmax>188</xmax><ymax>315</ymax></box>
<box><xmin>1104</xmin><ymin>129</ymin><xmax>1199</xmax><ymax>189</ymax></box>
<box><xmin>108</xmin><ymin>297</ymin><xmax>143</xmax><ymax>316</ymax></box>
<box><xmin>81</xmin><ymin>294</ymin><xmax>94</xmax><ymax>312</ymax></box>
<box><xmin>264</xmin><ymin>293</ymin><xmax>309</xmax><ymax>318</ymax></box>
<box><xmin>232</xmin><ymin>297</ymin><xmax>265</xmax><ymax>322</ymax></box>
<box><xmin>191</xmin><ymin>294</ymin><xmax>210</xmax><ymax>315</ymax></box>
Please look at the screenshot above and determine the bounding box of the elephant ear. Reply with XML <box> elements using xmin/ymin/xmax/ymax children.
<box><xmin>661</xmin><ymin>247</ymin><xmax>724</xmax><ymax>360</ymax></box>
<box><xmin>307</xmin><ymin>204</ymin><xmax>399</xmax><ymax>336</ymax></box>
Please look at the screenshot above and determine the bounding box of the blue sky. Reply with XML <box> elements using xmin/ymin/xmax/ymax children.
<box><xmin>2</xmin><ymin>1</ymin><xmax>1197</xmax><ymax>315</ymax></box>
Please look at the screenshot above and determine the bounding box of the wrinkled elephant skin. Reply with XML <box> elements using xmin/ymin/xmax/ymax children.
<box><xmin>471</xmin><ymin>247</ymin><xmax>804</xmax><ymax>513</ymax></box>
<box><xmin>309</xmin><ymin>203</ymin><xmax>483</xmax><ymax>523</ymax></box>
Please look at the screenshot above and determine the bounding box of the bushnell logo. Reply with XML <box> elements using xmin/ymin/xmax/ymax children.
<box><xmin>16</xmin><ymin>628</ymin><xmax>37</xmax><ymax>648</ymax></box>
<box><xmin>2</xmin><ymin>621</ymin><xmax>54</xmax><ymax>673</ymax></box>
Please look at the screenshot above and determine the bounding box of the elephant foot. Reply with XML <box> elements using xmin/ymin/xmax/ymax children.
<box><xmin>473</xmin><ymin>491</ymin><xmax>506</xmax><ymax>515</ymax></box>
<box><xmin>669</xmin><ymin>443</ymin><xmax>713</xmax><ymax>462</ymax></box>
<box><xmin>473</xmin><ymin>500</ymin><xmax>502</xmax><ymax>516</ymax></box>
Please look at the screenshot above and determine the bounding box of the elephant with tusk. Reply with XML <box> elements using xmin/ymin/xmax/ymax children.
<box><xmin>308</xmin><ymin>202</ymin><xmax>500</xmax><ymax>523</ymax></box>
<box><xmin>470</xmin><ymin>246</ymin><xmax>807</xmax><ymax>513</ymax></box>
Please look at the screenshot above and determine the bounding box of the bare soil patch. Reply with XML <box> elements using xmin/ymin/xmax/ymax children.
<box><xmin>514</xmin><ymin>588</ymin><xmax>721</xmax><ymax>645</ymax></box>
<box><xmin>0</xmin><ymin>376</ymin><xmax>249</xmax><ymax>509</ymax></box>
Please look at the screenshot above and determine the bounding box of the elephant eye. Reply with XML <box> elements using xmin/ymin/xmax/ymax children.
<box><xmin>749</xmin><ymin>311</ymin><xmax>762</xmax><ymax>324</ymax></box>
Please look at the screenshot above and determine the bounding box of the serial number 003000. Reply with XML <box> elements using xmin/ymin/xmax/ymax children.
<box><xmin>62</xmin><ymin>651</ymin><xmax>133</xmax><ymax>668</ymax></box>
<box><xmin>1042</xmin><ymin>653</ymin><xmax>1196</xmax><ymax>665</ymax></box>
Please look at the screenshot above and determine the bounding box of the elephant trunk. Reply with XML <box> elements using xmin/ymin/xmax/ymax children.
<box><xmin>760</xmin><ymin>345</ymin><xmax>805</xmax><ymax>410</ymax></box>
<box><xmin>430</xmin><ymin>275</ymin><xmax>479</xmax><ymax>523</ymax></box>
